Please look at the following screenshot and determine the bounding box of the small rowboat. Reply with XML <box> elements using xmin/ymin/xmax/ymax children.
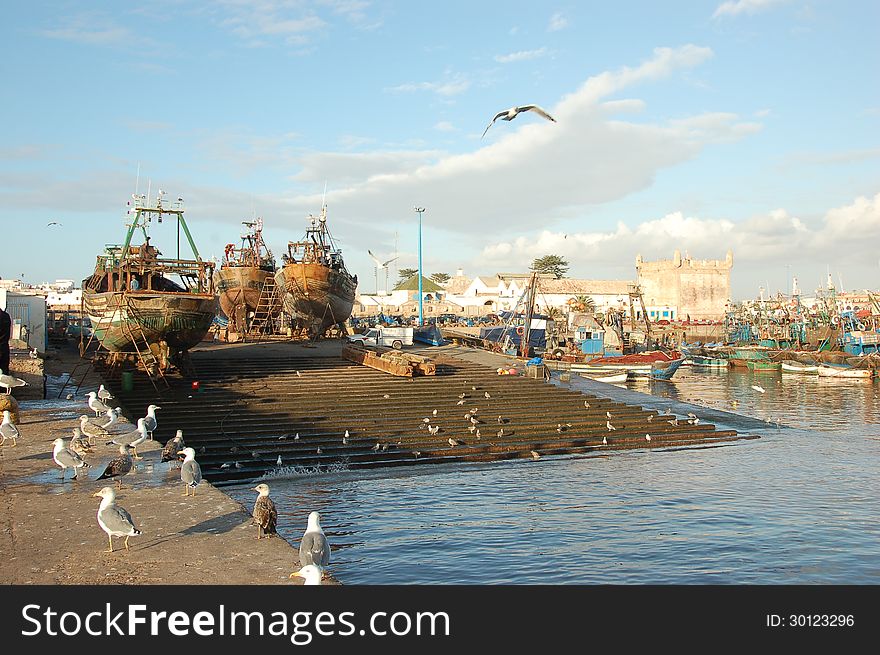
<box><xmin>816</xmin><ymin>365</ymin><xmax>873</xmax><ymax>379</ymax></box>
<box><xmin>780</xmin><ymin>361</ymin><xmax>819</xmax><ymax>374</ymax></box>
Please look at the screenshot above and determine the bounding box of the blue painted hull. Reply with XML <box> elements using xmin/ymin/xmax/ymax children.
<box><xmin>650</xmin><ymin>357</ymin><xmax>685</xmax><ymax>380</ymax></box>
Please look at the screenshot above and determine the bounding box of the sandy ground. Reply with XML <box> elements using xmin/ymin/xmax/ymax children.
<box><xmin>0</xmin><ymin>343</ymin><xmax>333</xmax><ymax>585</ymax></box>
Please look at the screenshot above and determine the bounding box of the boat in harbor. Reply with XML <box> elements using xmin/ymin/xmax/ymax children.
<box><xmin>747</xmin><ymin>360</ymin><xmax>782</xmax><ymax>372</ymax></box>
<box><xmin>688</xmin><ymin>354</ymin><xmax>729</xmax><ymax>368</ymax></box>
<box><xmin>816</xmin><ymin>364</ymin><xmax>874</xmax><ymax>379</ymax></box>
<box><xmin>214</xmin><ymin>218</ymin><xmax>278</xmax><ymax>333</ymax></box>
<box><xmin>580</xmin><ymin>371</ymin><xmax>629</xmax><ymax>383</ymax></box>
<box><xmin>650</xmin><ymin>357</ymin><xmax>687</xmax><ymax>380</ymax></box>
<box><xmin>274</xmin><ymin>204</ymin><xmax>357</xmax><ymax>337</ymax></box>
<box><xmin>582</xmin><ymin>351</ymin><xmax>684</xmax><ymax>379</ymax></box>
<box><xmin>81</xmin><ymin>192</ymin><xmax>218</xmax><ymax>370</ymax></box>
<box><xmin>781</xmin><ymin>360</ymin><xmax>819</xmax><ymax>374</ymax></box>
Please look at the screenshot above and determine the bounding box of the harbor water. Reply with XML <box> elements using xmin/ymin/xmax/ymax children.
<box><xmin>227</xmin><ymin>368</ymin><xmax>880</xmax><ymax>584</ymax></box>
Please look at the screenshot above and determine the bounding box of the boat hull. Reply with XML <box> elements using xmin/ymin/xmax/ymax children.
<box><xmin>816</xmin><ymin>365</ymin><xmax>873</xmax><ymax>378</ymax></box>
<box><xmin>214</xmin><ymin>266</ymin><xmax>277</xmax><ymax>329</ymax></box>
<box><xmin>83</xmin><ymin>290</ymin><xmax>218</xmax><ymax>354</ymax></box>
<box><xmin>581</xmin><ymin>372</ymin><xmax>628</xmax><ymax>383</ymax></box>
<box><xmin>274</xmin><ymin>262</ymin><xmax>356</xmax><ymax>335</ymax></box>
<box><xmin>781</xmin><ymin>361</ymin><xmax>819</xmax><ymax>374</ymax></box>
<box><xmin>747</xmin><ymin>360</ymin><xmax>782</xmax><ymax>372</ymax></box>
<box><xmin>650</xmin><ymin>357</ymin><xmax>686</xmax><ymax>380</ymax></box>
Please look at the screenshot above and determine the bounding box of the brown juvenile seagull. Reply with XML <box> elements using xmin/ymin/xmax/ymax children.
<box><xmin>252</xmin><ymin>483</ymin><xmax>278</xmax><ymax>540</ymax></box>
<box><xmin>481</xmin><ymin>104</ymin><xmax>557</xmax><ymax>139</ymax></box>
<box><xmin>97</xmin><ymin>444</ymin><xmax>134</xmax><ymax>487</ymax></box>
<box><xmin>162</xmin><ymin>429</ymin><xmax>185</xmax><ymax>464</ymax></box>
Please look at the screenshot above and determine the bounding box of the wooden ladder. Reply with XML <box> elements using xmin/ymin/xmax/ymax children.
<box><xmin>248</xmin><ymin>276</ymin><xmax>279</xmax><ymax>340</ymax></box>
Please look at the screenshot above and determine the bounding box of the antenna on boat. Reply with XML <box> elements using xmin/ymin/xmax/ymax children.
<box><xmin>135</xmin><ymin>162</ymin><xmax>141</xmax><ymax>198</ymax></box>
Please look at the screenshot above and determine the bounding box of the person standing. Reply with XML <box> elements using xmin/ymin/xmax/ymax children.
<box><xmin>0</xmin><ymin>306</ymin><xmax>11</xmax><ymax>375</ymax></box>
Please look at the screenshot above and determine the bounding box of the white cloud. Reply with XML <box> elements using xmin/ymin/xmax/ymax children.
<box><xmin>548</xmin><ymin>12</ymin><xmax>568</xmax><ymax>31</ymax></box>
<box><xmin>494</xmin><ymin>47</ymin><xmax>548</xmax><ymax>63</ymax></box>
<box><xmin>386</xmin><ymin>72</ymin><xmax>470</xmax><ymax>96</ymax></box>
<box><xmin>433</xmin><ymin>121</ymin><xmax>457</xmax><ymax>132</ymax></box>
<box><xmin>712</xmin><ymin>0</ymin><xmax>788</xmax><ymax>20</ymax></box>
<box><xmin>479</xmin><ymin>193</ymin><xmax>880</xmax><ymax>295</ymax></box>
<box><xmin>40</xmin><ymin>17</ymin><xmax>132</xmax><ymax>46</ymax></box>
<box><xmin>292</xmin><ymin>150</ymin><xmax>445</xmax><ymax>185</ymax></box>
<box><xmin>208</xmin><ymin>1</ymin><xmax>381</xmax><ymax>48</ymax></box>
<box><xmin>281</xmin><ymin>45</ymin><xmax>750</xmax><ymax>236</ymax></box>
<box><xmin>599</xmin><ymin>99</ymin><xmax>647</xmax><ymax>114</ymax></box>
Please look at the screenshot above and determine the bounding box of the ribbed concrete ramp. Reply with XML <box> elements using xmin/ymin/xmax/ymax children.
<box><xmin>107</xmin><ymin>342</ymin><xmax>757</xmax><ymax>482</ymax></box>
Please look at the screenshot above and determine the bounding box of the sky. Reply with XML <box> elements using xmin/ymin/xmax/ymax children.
<box><xmin>1</xmin><ymin>0</ymin><xmax>879</xmax><ymax>300</ymax></box>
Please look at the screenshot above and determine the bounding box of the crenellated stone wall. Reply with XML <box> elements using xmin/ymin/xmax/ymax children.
<box><xmin>636</xmin><ymin>250</ymin><xmax>733</xmax><ymax>320</ymax></box>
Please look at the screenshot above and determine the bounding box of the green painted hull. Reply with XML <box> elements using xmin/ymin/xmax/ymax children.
<box><xmin>84</xmin><ymin>290</ymin><xmax>218</xmax><ymax>354</ymax></box>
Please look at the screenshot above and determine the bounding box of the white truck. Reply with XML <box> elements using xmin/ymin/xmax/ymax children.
<box><xmin>347</xmin><ymin>326</ymin><xmax>414</xmax><ymax>349</ymax></box>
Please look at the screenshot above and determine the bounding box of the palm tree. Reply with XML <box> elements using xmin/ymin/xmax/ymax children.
<box><xmin>570</xmin><ymin>295</ymin><xmax>595</xmax><ymax>313</ymax></box>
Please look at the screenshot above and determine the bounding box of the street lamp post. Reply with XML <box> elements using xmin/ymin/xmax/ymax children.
<box><xmin>414</xmin><ymin>206</ymin><xmax>425</xmax><ymax>326</ymax></box>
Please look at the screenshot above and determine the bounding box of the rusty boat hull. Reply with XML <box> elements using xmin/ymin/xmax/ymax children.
<box><xmin>274</xmin><ymin>262</ymin><xmax>356</xmax><ymax>335</ymax></box>
<box><xmin>83</xmin><ymin>290</ymin><xmax>218</xmax><ymax>354</ymax></box>
<box><xmin>214</xmin><ymin>266</ymin><xmax>277</xmax><ymax>326</ymax></box>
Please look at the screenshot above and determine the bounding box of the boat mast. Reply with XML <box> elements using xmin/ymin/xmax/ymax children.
<box><xmin>522</xmin><ymin>271</ymin><xmax>537</xmax><ymax>357</ymax></box>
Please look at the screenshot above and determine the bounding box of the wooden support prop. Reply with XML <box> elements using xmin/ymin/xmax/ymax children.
<box><xmin>342</xmin><ymin>343</ymin><xmax>436</xmax><ymax>377</ymax></box>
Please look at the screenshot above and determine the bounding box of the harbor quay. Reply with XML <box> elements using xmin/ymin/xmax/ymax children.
<box><xmin>0</xmin><ymin>401</ymin><xmax>323</xmax><ymax>585</ymax></box>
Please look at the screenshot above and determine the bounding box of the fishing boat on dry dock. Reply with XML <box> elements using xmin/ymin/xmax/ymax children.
<box><xmin>214</xmin><ymin>218</ymin><xmax>279</xmax><ymax>334</ymax></box>
<box><xmin>274</xmin><ymin>204</ymin><xmax>357</xmax><ymax>338</ymax></box>
<box><xmin>81</xmin><ymin>191</ymin><xmax>218</xmax><ymax>371</ymax></box>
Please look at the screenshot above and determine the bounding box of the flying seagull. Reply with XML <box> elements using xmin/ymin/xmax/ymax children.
<box><xmin>47</xmin><ymin>221</ymin><xmax>62</xmax><ymax>227</ymax></box>
<box><xmin>481</xmin><ymin>104</ymin><xmax>557</xmax><ymax>139</ymax></box>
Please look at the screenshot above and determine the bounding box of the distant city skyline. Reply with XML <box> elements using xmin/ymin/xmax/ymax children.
<box><xmin>1</xmin><ymin>1</ymin><xmax>878</xmax><ymax>301</ymax></box>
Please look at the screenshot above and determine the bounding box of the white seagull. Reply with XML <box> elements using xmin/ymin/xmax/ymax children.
<box><xmin>1</xmin><ymin>410</ymin><xmax>20</xmax><ymax>446</ymax></box>
<box><xmin>291</xmin><ymin>564</ymin><xmax>324</xmax><ymax>585</ymax></box>
<box><xmin>52</xmin><ymin>437</ymin><xmax>90</xmax><ymax>480</ymax></box>
<box><xmin>0</xmin><ymin>373</ymin><xmax>27</xmax><ymax>395</ymax></box>
<box><xmin>481</xmin><ymin>104</ymin><xmax>557</xmax><ymax>139</ymax></box>
<box><xmin>751</xmin><ymin>385</ymin><xmax>766</xmax><ymax>394</ymax></box>
<box><xmin>142</xmin><ymin>404</ymin><xmax>161</xmax><ymax>440</ymax></box>
<box><xmin>178</xmin><ymin>447</ymin><xmax>202</xmax><ymax>496</ymax></box>
<box><xmin>97</xmin><ymin>384</ymin><xmax>114</xmax><ymax>403</ymax></box>
<box><xmin>299</xmin><ymin>511</ymin><xmax>330</xmax><ymax>569</ymax></box>
<box><xmin>86</xmin><ymin>391</ymin><xmax>110</xmax><ymax>417</ymax></box>
<box><xmin>93</xmin><ymin>486</ymin><xmax>141</xmax><ymax>553</ymax></box>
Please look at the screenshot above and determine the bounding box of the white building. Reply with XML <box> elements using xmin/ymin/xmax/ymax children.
<box><xmin>0</xmin><ymin>289</ymin><xmax>48</xmax><ymax>351</ymax></box>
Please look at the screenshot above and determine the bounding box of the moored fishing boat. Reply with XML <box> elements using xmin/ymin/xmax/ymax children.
<box><xmin>781</xmin><ymin>360</ymin><xmax>819</xmax><ymax>374</ymax></box>
<box><xmin>689</xmin><ymin>355</ymin><xmax>729</xmax><ymax>368</ymax></box>
<box><xmin>580</xmin><ymin>371</ymin><xmax>629</xmax><ymax>383</ymax></box>
<box><xmin>81</xmin><ymin>192</ymin><xmax>217</xmax><ymax>371</ymax></box>
<box><xmin>214</xmin><ymin>218</ymin><xmax>278</xmax><ymax>333</ymax></box>
<box><xmin>650</xmin><ymin>357</ymin><xmax>686</xmax><ymax>380</ymax></box>
<box><xmin>274</xmin><ymin>203</ymin><xmax>357</xmax><ymax>337</ymax></box>
<box><xmin>747</xmin><ymin>360</ymin><xmax>782</xmax><ymax>372</ymax></box>
<box><xmin>816</xmin><ymin>364</ymin><xmax>874</xmax><ymax>379</ymax></box>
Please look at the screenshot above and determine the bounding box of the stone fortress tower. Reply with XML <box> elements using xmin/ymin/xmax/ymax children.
<box><xmin>635</xmin><ymin>249</ymin><xmax>733</xmax><ymax>320</ymax></box>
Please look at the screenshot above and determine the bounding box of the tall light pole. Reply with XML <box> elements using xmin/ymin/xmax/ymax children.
<box><xmin>414</xmin><ymin>207</ymin><xmax>425</xmax><ymax>326</ymax></box>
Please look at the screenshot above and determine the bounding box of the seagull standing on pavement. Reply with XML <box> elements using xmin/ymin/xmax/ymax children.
<box><xmin>142</xmin><ymin>404</ymin><xmax>161</xmax><ymax>440</ymax></box>
<box><xmin>481</xmin><ymin>104</ymin><xmax>557</xmax><ymax>139</ymax></box>
<box><xmin>86</xmin><ymin>391</ymin><xmax>110</xmax><ymax>417</ymax></box>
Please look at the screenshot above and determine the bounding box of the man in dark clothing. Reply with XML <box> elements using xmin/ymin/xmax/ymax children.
<box><xmin>0</xmin><ymin>307</ymin><xmax>11</xmax><ymax>375</ymax></box>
